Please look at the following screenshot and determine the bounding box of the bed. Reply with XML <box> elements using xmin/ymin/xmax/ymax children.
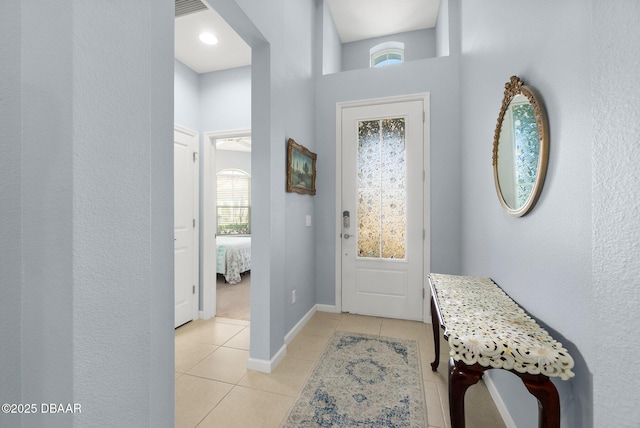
<box><xmin>216</xmin><ymin>236</ymin><xmax>251</xmax><ymax>284</ymax></box>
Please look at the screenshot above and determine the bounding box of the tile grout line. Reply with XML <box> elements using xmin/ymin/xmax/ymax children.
<box><xmin>178</xmin><ymin>313</ymin><xmax>502</xmax><ymax>428</ymax></box>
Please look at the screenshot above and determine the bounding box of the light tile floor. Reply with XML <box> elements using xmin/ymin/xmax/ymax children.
<box><xmin>175</xmin><ymin>312</ymin><xmax>505</xmax><ymax>428</ymax></box>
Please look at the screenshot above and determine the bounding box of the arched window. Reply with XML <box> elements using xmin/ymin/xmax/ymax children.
<box><xmin>370</xmin><ymin>41</ymin><xmax>404</xmax><ymax>68</ymax></box>
<box><xmin>216</xmin><ymin>169</ymin><xmax>251</xmax><ymax>235</ymax></box>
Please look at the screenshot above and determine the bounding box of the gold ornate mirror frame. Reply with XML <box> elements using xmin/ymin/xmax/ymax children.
<box><xmin>492</xmin><ymin>76</ymin><xmax>549</xmax><ymax>217</ymax></box>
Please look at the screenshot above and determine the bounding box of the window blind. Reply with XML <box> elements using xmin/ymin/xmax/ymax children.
<box><xmin>216</xmin><ymin>169</ymin><xmax>251</xmax><ymax>235</ymax></box>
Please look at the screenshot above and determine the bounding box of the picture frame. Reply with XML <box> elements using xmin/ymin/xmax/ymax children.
<box><xmin>286</xmin><ymin>138</ymin><xmax>317</xmax><ymax>195</ymax></box>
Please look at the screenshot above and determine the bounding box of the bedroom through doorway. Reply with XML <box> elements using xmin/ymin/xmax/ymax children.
<box><xmin>175</xmin><ymin>0</ymin><xmax>254</xmax><ymax>324</ymax></box>
<box><xmin>204</xmin><ymin>130</ymin><xmax>252</xmax><ymax>322</ymax></box>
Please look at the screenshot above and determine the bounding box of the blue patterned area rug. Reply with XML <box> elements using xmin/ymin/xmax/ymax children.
<box><xmin>282</xmin><ymin>331</ymin><xmax>426</xmax><ymax>427</ymax></box>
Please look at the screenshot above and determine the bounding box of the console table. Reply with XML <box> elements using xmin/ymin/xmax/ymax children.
<box><xmin>428</xmin><ymin>273</ymin><xmax>574</xmax><ymax>428</ymax></box>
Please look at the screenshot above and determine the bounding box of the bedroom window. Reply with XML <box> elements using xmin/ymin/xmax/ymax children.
<box><xmin>370</xmin><ymin>41</ymin><xmax>404</xmax><ymax>68</ymax></box>
<box><xmin>217</xmin><ymin>169</ymin><xmax>251</xmax><ymax>235</ymax></box>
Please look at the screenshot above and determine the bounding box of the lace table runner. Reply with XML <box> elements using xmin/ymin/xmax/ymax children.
<box><xmin>429</xmin><ymin>273</ymin><xmax>575</xmax><ymax>380</ymax></box>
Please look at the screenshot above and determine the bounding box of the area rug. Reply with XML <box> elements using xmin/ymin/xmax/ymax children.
<box><xmin>282</xmin><ymin>331</ymin><xmax>426</xmax><ymax>427</ymax></box>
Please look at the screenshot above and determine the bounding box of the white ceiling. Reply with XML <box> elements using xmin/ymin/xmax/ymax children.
<box><xmin>326</xmin><ymin>0</ymin><xmax>440</xmax><ymax>44</ymax></box>
<box><xmin>174</xmin><ymin>8</ymin><xmax>251</xmax><ymax>74</ymax></box>
<box><xmin>175</xmin><ymin>0</ymin><xmax>440</xmax><ymax>74</ymax></box>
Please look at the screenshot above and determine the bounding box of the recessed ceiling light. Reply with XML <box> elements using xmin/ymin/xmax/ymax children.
<box><xmin>199</xmin><ymin>32</ymin><xmax>218</xmax><ymax>45</ymax></box>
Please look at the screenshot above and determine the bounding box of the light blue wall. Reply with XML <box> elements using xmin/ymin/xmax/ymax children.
<box><xmin>435</xmin><ymin>0</ymin><xmax>450</xmax><ymax>57</ymax></box>
<box><xmin>200</xmin><ymin>66</ymin><xmax>252</xmax><ymax>132</ymax></box>
<box><xmin>436</xmin><ymin>0</ymin><xmax>462</xmax><ymax>57</ymax></box>
<box><xmin>0</xmin><ymin>0</ymin><xmax>25</xmax><ymax>419</ymax></box>
<box><xmin>591</xmin><ymin>2</ymin><xmax>640</xmax><ymax>426</ymax></box>
<box><xmin>341</xmin><ymin>29</ymin><xmax>437</xmax><ymax>72</ymax></box>
<box><xmin>456</xmin><ymin>0</ymin><xmax>634</xmax><ymax>426</ymax></box>
<box><xmin>320</xmin><ymin>0</ymin><xmax>342</xmax><ymax>75</ymax></box>
<box><xmin>1</xmin><ymin>1</ymin><xmax>175</xmax><ymax>427</ymax></box>
<box><xmin>174</xmin><ymin>63</ymin><xmax>251</xmax><ymax>135</ymax></box>
<box><xmin>217</xmin><ymin>0</ymin><xmax>317</xmax><ymax>359</ymax></box>
<box><xmin>20</xmin><ymin>4</ymin><xmax>75</xmax><ymax>425</ymax></box>
<box><xmin>280</xmin><ymin>0</ymin><xmax>318</xmax><ymax>337</ymax></box>
<box><xmin>174</xmin><ymin>59</ymin><xmax>201</xmax><ymax>131</ymax></box>
<box><xmin>315</xmin><ymin>56</ymin><xmax>462</xmax><ymax>305</ymax></box>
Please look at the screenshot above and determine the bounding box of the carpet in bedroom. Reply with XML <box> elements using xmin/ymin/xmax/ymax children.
<box><xmin>216</xmin><ymin>273</ymin><xmax>250</xmax><ymax>321</ymax></box>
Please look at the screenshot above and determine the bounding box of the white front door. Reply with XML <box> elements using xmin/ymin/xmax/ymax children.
<box><xmin>340</xmin><ymin>98</ymin><xmax>426</xmax><ymax>321</ymax></box>
<box><xmin>174</xmin><ymin>126</ymin><xmax>199</xmax><ymax>328</ymax></box>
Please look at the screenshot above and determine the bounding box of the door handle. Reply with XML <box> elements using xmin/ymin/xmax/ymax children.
<box><xmin>343</xmin><ymin>233</ymin><xmax>351</xmax><ymax>239</ymax></box>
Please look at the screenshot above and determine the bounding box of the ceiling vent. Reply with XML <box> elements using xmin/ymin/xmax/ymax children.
<box><xmin>175</xmin><ymin>0</ymin><xmax>208</xmax><ymax>18</ymax></box>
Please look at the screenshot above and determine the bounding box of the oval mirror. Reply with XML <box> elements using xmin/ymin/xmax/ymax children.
<box><xmin>493</xmin><ymin>76</ymin><xmax>549</xmax><ymax>217</ymax></box>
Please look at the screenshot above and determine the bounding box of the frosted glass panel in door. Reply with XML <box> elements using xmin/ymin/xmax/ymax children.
<box><xmin>357</xmin><ymin>118</ymin><xmax>406</xmax><ymax>259</ymax></box>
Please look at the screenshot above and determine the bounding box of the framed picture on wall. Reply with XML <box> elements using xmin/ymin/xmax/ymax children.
<box><xmin>286</xmin><ymin>138</ymin><xmax>317</xmax><ymax>195</ymax></box>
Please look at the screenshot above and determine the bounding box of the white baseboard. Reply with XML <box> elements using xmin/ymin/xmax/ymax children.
<box><xmin>316</xmin><ymin>304</ymin><xmax>340</xmax><ymax>313</ymax></box>
<box><xmin>247</xmin><ymin>344</ymin><xmax>287</xmax><ymax>373</ymax></box>
<box><xmin>246</xmin><ymin>304</ymin><xmax>323</xmax><ymax>373</ymax></box>
<box><xmin>198</xmin><ymin>310</ymin><xmax>211</xmax><ymax>321</ymax></box>
<box><xmin>285</xmin><ymin>305</ymin><xmax>318</xmax><ymax>344</ymax></box>
<box><xmin>483</xmin><ymin>372</ymin><xmax>517</xmax><ymax>428</ymax></box>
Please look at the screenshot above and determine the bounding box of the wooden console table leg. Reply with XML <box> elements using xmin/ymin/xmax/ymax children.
<box><xmin>519</xmin><ymin>374</ymin><xmax>560</xmax><ymax>428</ymax></box>
<box><xmin>430</xmin><ymin>296</ymin><xmax>441</xmax><ymax>371</ymax></box>
<box><xmin>449</xmin><ymin>359</ymin><xmax>485</xmax><ymax>428</ymax></box>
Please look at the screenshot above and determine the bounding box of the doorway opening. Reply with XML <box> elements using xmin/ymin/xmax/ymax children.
<box><xmin>174</xmin><ymin>0</ymin><xmax>254</xmax><ymax>321</ymax></box>
<box><xmin>204</xmin><ymin>130</ymin><xmax>252</xmax><ymax>322</ymax></box>
<box><xmin>173</xmin><ymin>0</ymin><xmax>270</xmax><ymax>423</ymax></box>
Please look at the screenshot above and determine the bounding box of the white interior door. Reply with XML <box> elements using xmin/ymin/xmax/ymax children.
<box><xmin>174</xmin><ymin>126</ymin><xmax>199</xmax><ymax>328</ymax></box>
<box><xmin>340</xmin><ymin>99</ymin><xmax>425</xmax><ymax>321</ymax></box>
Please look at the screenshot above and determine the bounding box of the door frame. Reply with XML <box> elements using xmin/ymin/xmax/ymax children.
<box><xmin>175</xmin><ymin>124</ymin><xmax>200</xmax><ymax>324</ymax></box>
<box><xmin>334</xmin><ymin>93</ymin><xmax>431</xmax><ymax>320</ymax></box>
<box><xmin>202</xmin><ymin>128</ymin><xmax>252</xmax><ymax>320</ymax></box>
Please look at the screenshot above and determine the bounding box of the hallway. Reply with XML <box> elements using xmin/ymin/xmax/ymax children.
<box><xmin>174</xmin><ymin>312</ymin><xmax>504</xmax><ymax>427</ymax></box>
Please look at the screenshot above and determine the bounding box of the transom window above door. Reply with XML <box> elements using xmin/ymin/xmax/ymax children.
<box><xmin>370</xmin><ymin>41</ymin><xmax>404</xmax><ymax>68</ymax></box>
